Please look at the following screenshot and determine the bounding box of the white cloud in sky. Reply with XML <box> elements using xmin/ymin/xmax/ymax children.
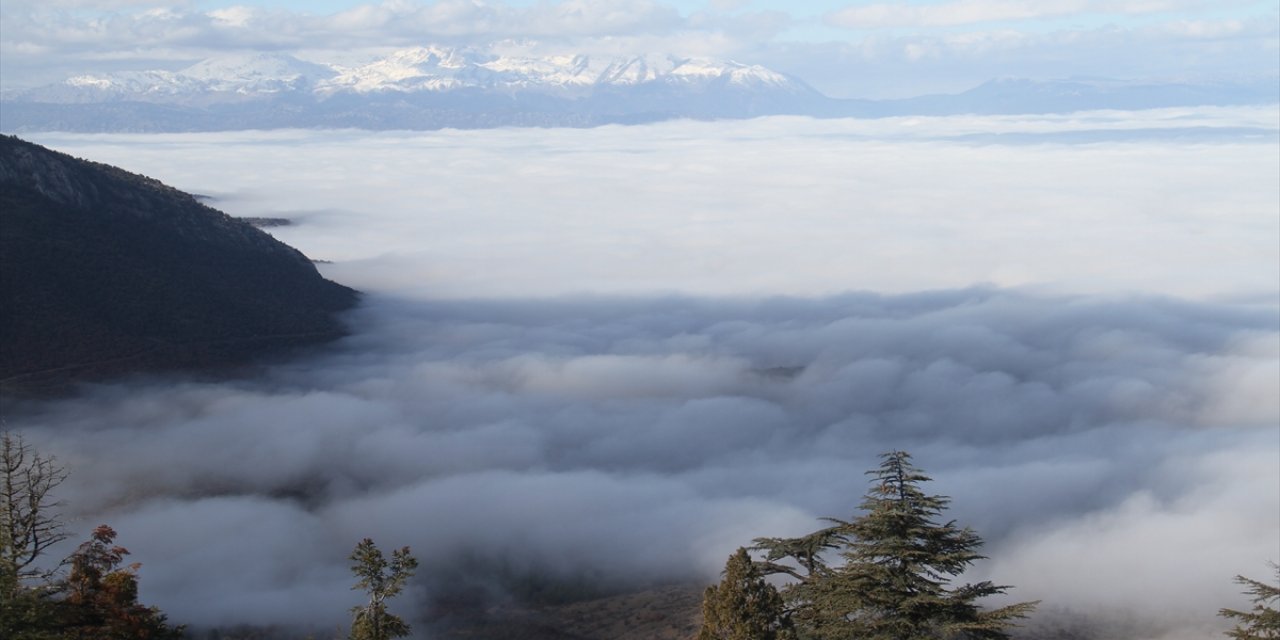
<box><xmin>823</xmin><ymin>0</ymin><xmax>1233</xmax><ymax>29</ymax></box>
<box><xmin>208</xmin><ymin>6</ymin><xmax>258</xmax><ymax>27</ymax></box>
<box><xmin>827</xmin><ymin>0</ymin><xmax>1077</xmax><ymax>29</ymax></box>
<box><xmin>25</xmin><ymin>0</ymin><xmax>193</xmax><ymax>7</ymax></box>
<box><xmin>763</xmin><ymin>11</ymin><xmax>1278</xmax><ymax>97</ymax></box>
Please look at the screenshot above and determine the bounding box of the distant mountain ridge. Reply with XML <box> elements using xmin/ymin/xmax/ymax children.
<box><xmin>0</xmin><ymin>135</ymin><xmax>358</xmax><ymax>394</ymax></box>
<box><xmin>9</xmin><ymin>49</ymin><xmax>807</xmax><ymax>103</ymax></box>
<box><xmin>1</xmin><ymin>47</ymin><xmax>1275</xmax><ymax>132</ymax></box>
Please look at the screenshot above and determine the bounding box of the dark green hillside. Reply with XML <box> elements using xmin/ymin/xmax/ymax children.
<box><xmin>0</xmin><ymin>135</ymin><xmax>357</xmax><ymax>393</ymax></box>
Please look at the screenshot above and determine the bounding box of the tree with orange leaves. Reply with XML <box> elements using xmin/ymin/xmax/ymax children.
<box><xmin>61</xmin><ymin>524</ymin><xmax>183</xmax><ymax>639</ymax></box>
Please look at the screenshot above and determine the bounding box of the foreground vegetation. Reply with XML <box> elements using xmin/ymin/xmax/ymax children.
<box><xmin>1220</xmin><ymin>565</ymin><xmax>1280</xmax><ymax>639</ymax></box>
<box><xmin>0</xmin><ymin>432</ymin><xmax>419</xmax><ymax>640</ymax></box>
<box><xmin>696</xmin><ymin>451</ymin><xmax>1280</xmax><ymax>640</ymax></box>
<box><xmin>0</xmin><ymin>432</ymin><xmax>181</xmax><ymax>638</ymax></box>
<box><xmin>698</xmin><ymin>451</ymin><xmax>1036</xmax><ymax>640</ymax></box>
<box><xmin>3</xmin><ymin>432</ymin><xmax>1276</xmax><ymax>639</ymax></box>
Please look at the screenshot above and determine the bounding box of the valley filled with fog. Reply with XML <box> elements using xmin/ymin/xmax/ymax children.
<box><xmin>12</xmin><ymin>108</ymin><xmax>1280</xmax><ymax>638</ymax></box>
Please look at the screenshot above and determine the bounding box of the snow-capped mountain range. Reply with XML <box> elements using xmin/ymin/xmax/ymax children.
<box><xmin>2</xmin><ymin>47</ymin><xmax>1274</xmax><ymax>132</ymax></box>
<box><xmin>25</xmin><ymin>48</ymin><xmax>804</xmax><ymax>104</ymax></box>
<box><xmin>58</xmin><ymin>54</ymin><xmax>334</xmax><ymax>101</ymax></box>
<box><xmin>325</xmin><ymin>47</ymin><xmax>797</xmax><ymax>94</ymax></box>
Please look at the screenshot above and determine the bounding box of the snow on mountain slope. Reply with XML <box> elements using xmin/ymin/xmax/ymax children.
<box><xmin>668</xmin><ymin>58</ymin><xmax>794</xmax><ymax>88</ymax></box>
<box><xmin>319</xmin><ymin>47</ymin><xmax>479</xmax><ymax>93</ymax></box>
<box><xmin>180</xmin><ymin>53</ymin><xmax>335</xmax><ymax>93</ymax></box>
<box><xmin>480</xmin><ymin>53</ymin><xmax>597</xmax><ymax>87</ymax></box>
<box><xmin>27</xmin><ymin>46</ymin><xmax>808</xmax><ymax>102</ymax></box>
<box><xmin>1</xmin><ymin>44</ymin><xmax>832</xmax><ymax>131</ymax></box>
<box><xmin>315</xmin><ymin>47</ymin><xmax>803</xmax><ymax>95</ymax></box>
<box><xmin>35</xmin><ymin>53</ymin><xmax>335</xmax><ymax>103</ymax></box>
<box><xmin>63</xmin><ymin>71</ymin><xmax>191</xmax><ymax>100</ymax></box>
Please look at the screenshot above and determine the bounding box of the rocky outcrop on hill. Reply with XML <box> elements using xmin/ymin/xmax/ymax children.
<box><xmin>0</xmin><ymin>135</ymin><xmax>358</xmax><ymax>394</ymax></box>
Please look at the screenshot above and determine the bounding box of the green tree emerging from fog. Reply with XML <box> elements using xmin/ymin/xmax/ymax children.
<box><xmin>1220</xmin><ymin>565</ymin><xmax>1280</xmax><ymax>639</ymax></box>
<box><xmin>348</xmin><ymin>538</ymin><xmax>418</xmax><ymax>640</ymax></box>
<box><xmin>753</xmin><ymin>451</ymin><xmax>1037</xmax><ymax>640</ymax></box>
<box><xmin>697</xmin><ymin>547</ymin><xmax>794</xmax><ymax>640</ymax></box>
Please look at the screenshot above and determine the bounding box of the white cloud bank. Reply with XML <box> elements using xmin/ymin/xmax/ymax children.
<box><xmin>31</xmin><ymin>107</ymin><xmax>1280</xmax><ymax>301</ymax></box>
<box><xmin>11</xmin><ymin>111</ymin><xmax>1280</xmax><ymax>637</ymax></box>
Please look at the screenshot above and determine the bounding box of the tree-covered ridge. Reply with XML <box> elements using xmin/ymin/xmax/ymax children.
<box><xmin>0</xmin><ymin>135</ymin><xmax>358</xmax><ymax>395</ymax></box>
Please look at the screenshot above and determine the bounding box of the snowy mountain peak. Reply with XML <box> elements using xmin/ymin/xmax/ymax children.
<box><xmin>595</xmin><ymin>55</ymin><xmax>662</xmax><ymax>85</ymax></box>
<box><xmin>668</xmin><ymin>57</ymin><xmax>794</xmax><ymax>88</ymax></box>
<box><xmin>321</xmin><ymin>46</ymin><xmax>490</xmax><ymax>92</ymax></box>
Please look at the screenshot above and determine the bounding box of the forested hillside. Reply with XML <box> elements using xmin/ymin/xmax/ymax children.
<box><xmin>0</xmin><ymin>135</ymin><xmax>357</xmax><ymax>394</ymax></box>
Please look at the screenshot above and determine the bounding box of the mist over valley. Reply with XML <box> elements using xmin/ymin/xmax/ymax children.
<box><xmin>4</xmin><ymin>109</ymin><xmax>1278</xmax><ymax>638</ymax></box>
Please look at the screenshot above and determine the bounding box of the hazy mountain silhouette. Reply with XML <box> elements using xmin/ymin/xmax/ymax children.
<box><xmin>0</xmin><ymin>135</ymin><xmax>358</xmax><ymax>394</ymax></box>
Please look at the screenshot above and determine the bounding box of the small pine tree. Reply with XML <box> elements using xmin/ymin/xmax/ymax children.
<box><xmin>348</xmin><ymin>538</ymin><xmax>418</xmax><ymax>640</ymax></box>
<box><xmin>697</xmin><ymin>547</ymin><xmax>793</xmax><ymax>640</ymax></box>
<box><xmin>1220</xmin><ymin>565</ymin><xmax>1280</xmax><ymax>639</ymax></box>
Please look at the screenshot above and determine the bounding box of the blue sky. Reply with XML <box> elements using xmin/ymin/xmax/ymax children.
<box><xmin>3</xmin><ymin>0</ymin><xmax>1277</xmax><ymax>97</ymax></box>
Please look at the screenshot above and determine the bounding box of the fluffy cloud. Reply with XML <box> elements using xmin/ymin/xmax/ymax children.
<box><xmin>316</xmin><ymin>0</ymin><xmax>683</xmax><ymax>39</ymax></box>
<box><xmin>0</xmin><ymin>0</ymin><xmax>686</xmax><ymax>55</ymax></box>
<box><xmin>824</xmin><ymin>0</ymin><xmax>1228</xmax><ymax>29</ymax></box>
<box><xmin>767</xmin><ymin>11</ymin><xmax>1279</xmax><ymax>97</ymax></box>
<box><xmin>9</xmin><ymin>114</ymin><xmax>1279</xmax><ymax>636</ymax></box>
<box><xmin>31</xmin><ymin>109</ymin><xmax>1277</xmax><ymax>299</ymax></box>
<box><xmin>13</xmin><ymin>288</ymin><xmax>1277</xmax><ymax>634</ymax></box>
<box><xmin>827</xmin><ymin>0</ymin><xmax>1085</xmax><ymax>29</ymax></box>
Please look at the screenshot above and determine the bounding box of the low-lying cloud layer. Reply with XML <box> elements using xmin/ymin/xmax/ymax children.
<box><xmin>30</xmin><ymin>107</ymin><xmax>1280</xmax><ymax>301</ymax></box>
<box><xmin>14</xmin><ymin>290</ymin><xmax>1278</xmax><ymax>637</ymax></box>
<box><xmin>11</xmin><ymin>112</ymin><xmax>1280</xmax><ymax>638</ymax></box>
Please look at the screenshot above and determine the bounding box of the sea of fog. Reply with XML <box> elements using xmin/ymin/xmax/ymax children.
<box><xmin>12</xmin><ymin>107</ymin><xmax>1280</xmax><ymax>638</ymax></box>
